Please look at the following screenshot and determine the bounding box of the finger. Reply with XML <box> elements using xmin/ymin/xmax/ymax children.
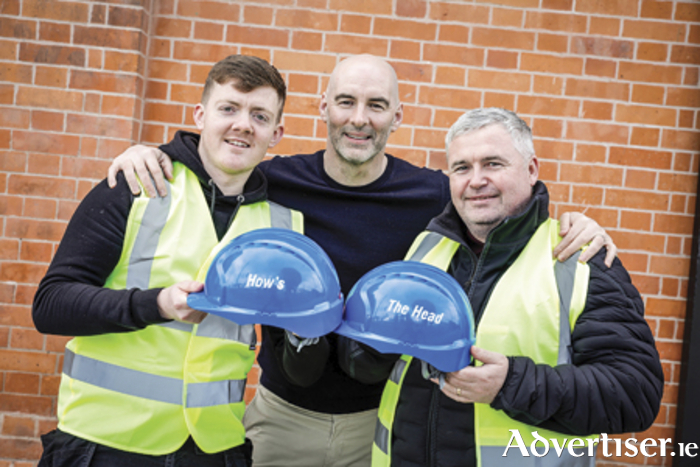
<box><xmin>179</xmin><ymin>280</ymin><xmax>204</xmax><ymax>294</ymax></box>
<box><xmin>107</xmin><ymin>164</ymin><xmax>118</xmax><ymax>188</ymax></box>
<box><xmin>552</xmin><ymin>235</ymin><xmax>572</xmax><ymax>260</ymax></box>
<box><xmin>603</xmin><ymin>237</ymin><xmax>617</xmax><ymax>268</ymax></box>
<box><xmin>145</xmin><ymin>154</ymin><xmax>169</xmax><ymax>198</ymax></box>
<box><xmin>553</xmin><ymin>235</ymin><xmax>580</xmax><ymax>262</ymax></box>
<box><xmin>553</xmin><ymin>221</ymin><xmax>585</xmax><ymax>259</ymax></box>
<box><xmin>556</xmin><ymin>224</ymin><xmax>603</xmax><ymax>262</ymax></box>
<box><xmin>134</xmin><ymin>158</ymin><xmax>158</xmax><ymax>198</ymax></box>
<box><xmin>160</xmin><ymin>151</ymin><xmax>174</xmax><ymax>182</ymax></box>
<box><xmin>558</xmin><ymin>212</ymin><xmax>572</xmax><ymax>236</ymax></box>
<box><xmin>470</xmin><ymin>346</ymin><xmax>503</xmax><ymax>365</ymax></box>
<box><xmin>121</xmin><ymin>161</ymin><xmax>144</xmax><ymax>196</ymax></box>
<box><xmin>577</xmin><ymin>234</ymin><xmax>603</xmax><ymax>263</ymax></box>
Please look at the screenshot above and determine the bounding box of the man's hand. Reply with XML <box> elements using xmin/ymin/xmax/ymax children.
<box><xmin>107</xmin><ymin>145</ymin><xmax>173</xmax><ymax>198</ymax></box>
<box><xmin>157</xmin><ymin>280</ymin><xmax>207</xmax><ymax>324</ymax></box>
<box><xmin>432</xmin><ymin>346</ymin><xmax>508</xmax><ymax>404</ymax></box>
<box><xmin>555</xmin><ymin>212</ymin><xmax>617</xmax><ymax>267</ymax></box>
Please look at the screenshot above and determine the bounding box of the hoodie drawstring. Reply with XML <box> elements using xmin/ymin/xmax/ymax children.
<box><xmin>208</xmin><ymin>179</ymin><xmax>246</xmax><ymax>231</ymax></box>
<box><xmin>208</xmin><ymin>179</ymin><xmax>216</xmax><ymax>214</ymax></box>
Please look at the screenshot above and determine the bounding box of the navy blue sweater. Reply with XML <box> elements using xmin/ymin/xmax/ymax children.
<box><xmin>258</xmin><ymin>150</ymin><xmax>450</xmax><ymax>413</ymax></box>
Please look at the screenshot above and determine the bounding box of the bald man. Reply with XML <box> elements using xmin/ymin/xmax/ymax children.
<box><xmin>108</xmin><ymin>54</ymin><xmax>616</xmax><ymax>467</ymax></box>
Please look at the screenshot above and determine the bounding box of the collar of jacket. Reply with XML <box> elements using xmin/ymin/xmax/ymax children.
<box><xmin>425</xmin><ymin>181</ymin><xmax>551</xmax><ymax>319</ymax></box>
<box><xmin>426</xmin><ymin>181</ymin><xmax>551</xmax><ymax>251</ymax></box>
<box><xmin>159</xmin><ymin>130</ymin><xmax>269</xmax><ymax>208</ymax></box>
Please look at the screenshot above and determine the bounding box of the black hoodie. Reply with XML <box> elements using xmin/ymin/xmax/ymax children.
<box><xmin>32</xmin><ymin>131</ymin><xmax>269</xmax><ymax>336</ymax></box>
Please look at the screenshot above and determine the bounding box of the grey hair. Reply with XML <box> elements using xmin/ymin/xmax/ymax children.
<box><xmin>445</xmin><ymin>108</ymin><xmax>535</xmax><ymax>160</ymax></box>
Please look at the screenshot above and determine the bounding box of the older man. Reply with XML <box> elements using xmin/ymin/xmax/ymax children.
<box><xmin>354</xmin><ymin>108</ymin><xmax>664</xmax><ymax>467</ymax></box>
<box><xmin>107</xmin><ymin>57</ymin><xmax>616</xmax><ymax>467</ymax></box>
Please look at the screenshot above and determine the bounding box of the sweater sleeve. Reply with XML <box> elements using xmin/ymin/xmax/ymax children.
<box><xmin>338</xmin><ymin>336</ymin><xmax>400</xmax><ymax>385</ymax></box>
<box><xmin>261</xmin><ymin>325</ymin><xmax>331</xmax><ymax>387</ymax></box>
<box><xmin>32</xmin><ymin>176</ymin><xmax>166</xmax><ymax>336</ymax></box>
<box><xmin>491</xmin><ymin>249</ymin><xmax>664</xmax><ymax>435</ymax></box>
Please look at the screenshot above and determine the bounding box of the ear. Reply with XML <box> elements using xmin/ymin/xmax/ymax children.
<box><xmin>268</xmin><ymin>124</ymin><xmax>285</xmax><ymax>148</ymax></box>
<box><xmin>193</xmin><ymin>103</ymin><xmax>205</xmax><ymax>131</ymax></box>
<box><xmin>528</xmin><ymin>155</ymin><xmax>539</xmax><ymax>186</ymax></box>
<box><xmin>319</xmin><ymin>92</ymin><xmax>328</xmax><ymax>123</ymax></box>
<box><xmin>390</xmin><ymin>102</ymin><xmax>404</xmax><ymax>132</ymax></box>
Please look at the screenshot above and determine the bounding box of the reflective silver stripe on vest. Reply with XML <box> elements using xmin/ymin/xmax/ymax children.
<box><xmin>187</xmin><ymin>379</ymin><xmax>246</xmax><ymax>408</ymax></box>
<box><xmin>374</xmin><ymin>358</ymin><xmax>409</xmax><ymax>455</ymax></box>
<box><xmin>157</xmin><ymin>314</ymin><xmax>256</xmax><ymax>348</ymax></box>
<box><xmin>407</xmin><ymin>231</ymin><xmax>444</xmax><ymax>262</ymax></box>
<box><xmin>126</xmin><ymin>183</ymin><xmax>172</xmax><ymax>289</ymax></box>
<box><xmin>63</xmin><ymin>349</ymin><xmax>246</xmax><ymax>407</ymax></box>
<box><xmin>269</xmin><ymin>201</ymin><xmax>293</xmax><ymax>230</ymax></box>
<box><xmin>374</xmin><ymin>418</ymin><xmax>390</xmax><ymax>456</ymax></box>
<box><xmin>63</xmin><ymin>348</ymin><xmax>182</xmax><ymax>405</ymax></box>
<box><xmin>196</xmin><ymin>314</ymin><xmax>256</xmax><ymax>347</ymax></box>
<box><xmin>481</xmin><ymin>445</ymin><xmax>596</xmax><ymax>466</ymax></box>
<box><xmin>389</xmin><ymin>358</ymin><xmax>408</xmax><ymax>384</ymax></box>
<box><xmin>554</xmin><ymin>251</ymin><xmax>580</xmax><ymax>366</ymax></box>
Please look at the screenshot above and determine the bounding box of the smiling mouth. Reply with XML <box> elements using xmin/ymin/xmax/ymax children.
<box><xmin>344</xmin><ymin>133</ymin><xmax>372</xmax><ymax>142</ymax></box>
<box><xmin>467</xmin><ymin>195</ymin><xmax>498</xmax><ymax>202</ymax></box>
<box><xmin>226</xmin><ymin>138</ymin><xmax>250</xmax><ymax>148</ymax></box>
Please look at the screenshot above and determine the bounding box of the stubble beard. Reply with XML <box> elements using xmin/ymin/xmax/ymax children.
<box><xmin>330</xmin><ymin>126</ymin><xmax>392</xmax><ymax>167</ymax></box>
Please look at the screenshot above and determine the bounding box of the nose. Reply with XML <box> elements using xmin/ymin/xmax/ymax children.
<box><xmin>468</xmin><ymin>166</ymin><xmax>488</xmax><ymax>189</ymax></box>
<box><xmin>349</xmin><ymin>104</ymin><xmax>369</xmax><ymax>128</ymax></box>
<box><xmin>231</xmin><ymin>113</ymin><xmax>253</xmax><ymax>134</ymax></box>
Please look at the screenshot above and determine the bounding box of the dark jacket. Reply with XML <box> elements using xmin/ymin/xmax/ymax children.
<box><xmin>345</xmin><ymin>182</ymin><xmax>664</xmax><ymax>467</ymax></box>
<box><xmin>32</xmin><ymin>130</ymin><xmax>269</xmax><ymax>336</ymax></box>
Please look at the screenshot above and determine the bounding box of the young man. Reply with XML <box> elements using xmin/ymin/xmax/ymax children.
<box><xmin>361</xmin><ymin>108</ymin><xmax>664</xmax><ymax>466</ymax></box>
<box><xmin>106</xmin><ymin>55</ymin><xmax>616</xmax><ymax>466</ymax></box>
<box><xmin>32</xmin><ymin>55</ymin><xmax>302</xmax><ymax>466</ymax></box>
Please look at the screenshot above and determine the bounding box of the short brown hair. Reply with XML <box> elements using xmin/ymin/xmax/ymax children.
<box><xmin>201</xmin><ymin>55</ymin><xmax>286</xmax><ymax>122</ymax></box>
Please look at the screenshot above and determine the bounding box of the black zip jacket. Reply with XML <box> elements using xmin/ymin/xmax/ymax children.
<box><xmin>344</xmin><ymin>182</ymin><xmax>664</xmax><ymax>467</ymax></box>
<box><xmin>32</xmin><ymin>131</ymin><xmax>292</xmax><ymax>339</ymax></box>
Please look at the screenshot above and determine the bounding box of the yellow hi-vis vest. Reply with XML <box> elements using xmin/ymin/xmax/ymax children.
<box><xmin>57</xmin><ymin>162</ymin><xmax>303</xmax><ymax>455</ymax></box>
<box><xmin>373</xmin><ymin>219</ymin><xmax>599</xmax><ymax>467</ymax></box>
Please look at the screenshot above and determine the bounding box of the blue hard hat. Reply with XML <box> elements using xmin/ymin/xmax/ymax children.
<box><xmin>188</xmin><ymin>228</ymin><xmax>344</xmax><ymax>338</ymax></box>
<box><xmin>335</xmin><ymin>261</ymin><xmax>475</xmax><ymax>372</ymax></box>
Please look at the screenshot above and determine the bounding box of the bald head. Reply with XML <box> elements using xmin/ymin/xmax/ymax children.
<box><xmin>319</xmin><ymin>54</ymin><xmax>404</xmax><ymax>182</ymax></box>
<box><xmin>327</xmin><ymin>54</ymin><xmax>400</xmax><ymax>106</ymax></box>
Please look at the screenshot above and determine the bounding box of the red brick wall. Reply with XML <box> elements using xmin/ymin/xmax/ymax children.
<box><xmin>1</xmin><ymin>0</ymin><xmax>699</xmax><ymax>465</ymax></box>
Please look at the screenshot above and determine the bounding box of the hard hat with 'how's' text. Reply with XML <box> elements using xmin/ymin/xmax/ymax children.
<box><xmin>188</xmin><ymin>228</ymin><xmax>343</xmax><ymax>338</ymax></box>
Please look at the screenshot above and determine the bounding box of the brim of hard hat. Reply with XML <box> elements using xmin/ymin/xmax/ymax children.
<box><xmin>188</xmin><ymin>292</ymin><xmax>345</xmax><ymax>339</ymax></box>
<box><xmin>334</xmin><ymin>321</ymin><xmax>472</xmax><ymax>373</ymax></box>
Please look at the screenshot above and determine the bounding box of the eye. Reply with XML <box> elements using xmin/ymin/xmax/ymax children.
<box><xmin>220</xmin><ymin>105</ymin><xmax>236</xmax><ymax>114</ymax></box>
<box><xmin>369</xmin><ymin>102</ymin><xmax>387</xmax><ymax>111</ymax></box>
<box><xmin>253</xmin><ymin>112</ymin><xmax>270</xmax><ymax>123</ymax></box>
<box><xmin>337</xmin><ymin>99</ymin><xmax>354</xmax><ymax>107</ymax></box>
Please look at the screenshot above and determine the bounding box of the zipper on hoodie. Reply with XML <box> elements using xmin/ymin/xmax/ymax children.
<box><xmin>425</xmin><ymin>241</ymin><xmax>482</xmax><ymax>467</ymax></box>
<box><xmin>426</xmin><ymin>383</ymin><xmax>440</xmax><ymax>466</ymax></box>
